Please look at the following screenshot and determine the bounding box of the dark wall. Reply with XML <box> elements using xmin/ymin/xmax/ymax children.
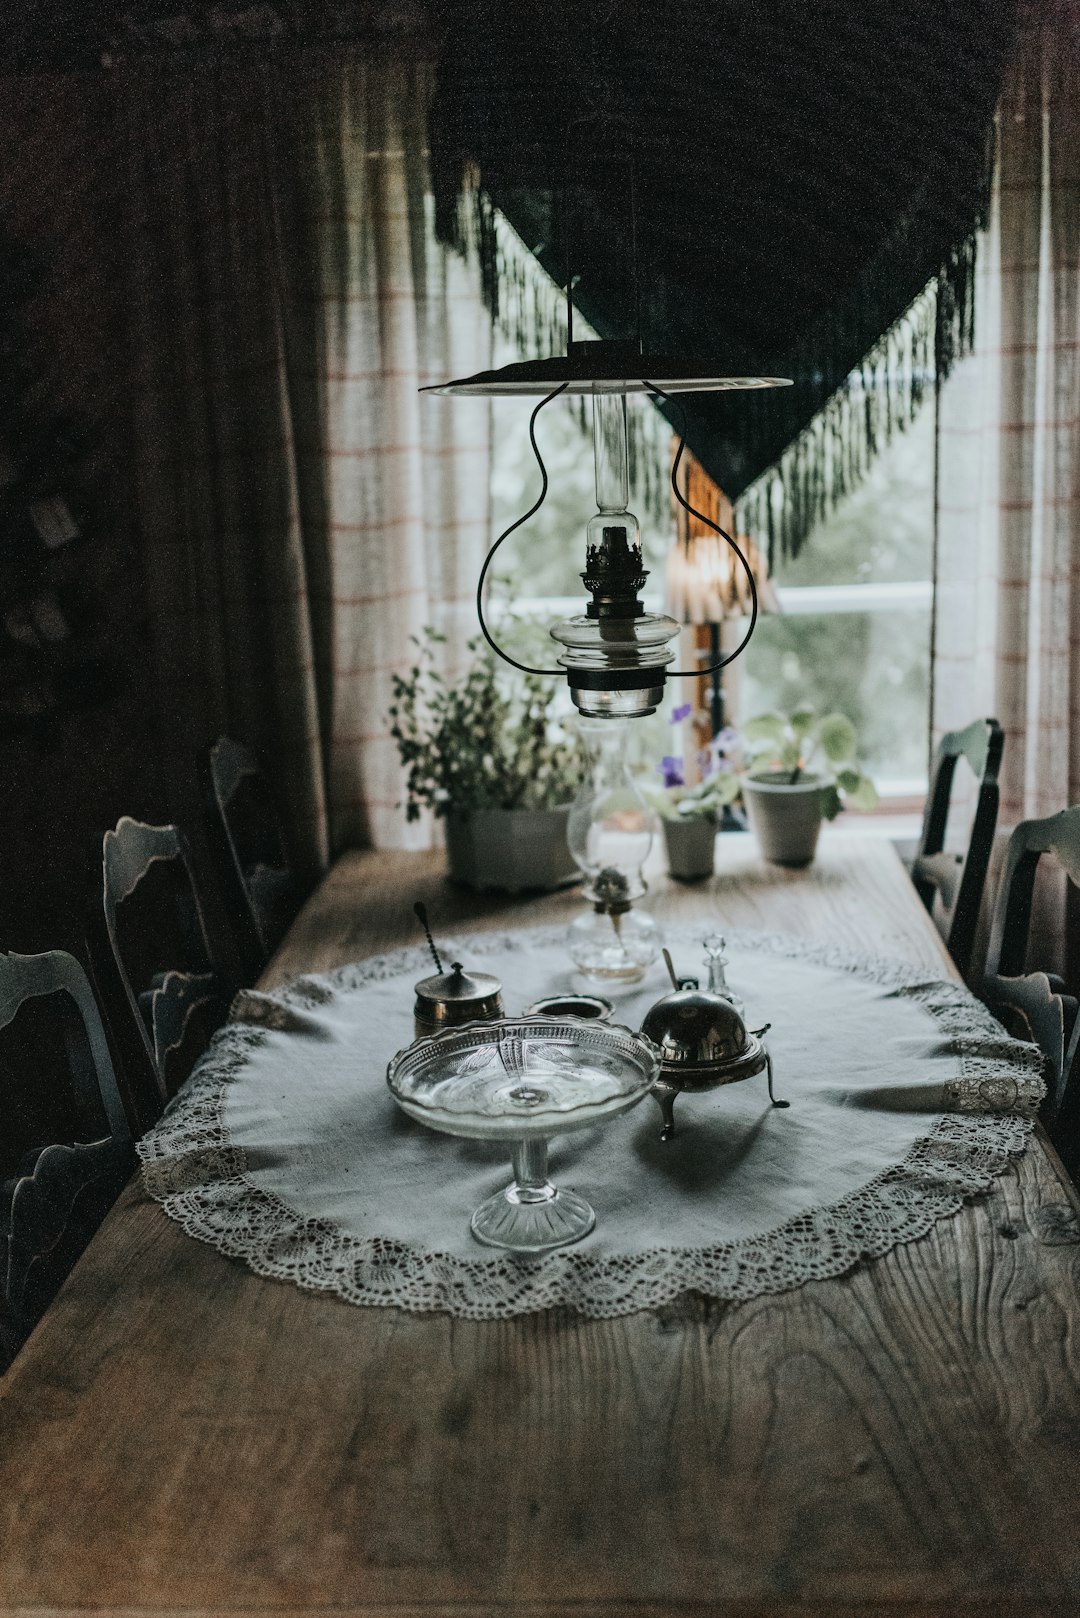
<box><xmin>0</xmin><ymin>75</ymin><xmax>168</xmax><ymax>957</ymax></box>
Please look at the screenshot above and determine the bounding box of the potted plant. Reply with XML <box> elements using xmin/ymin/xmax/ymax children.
<box><xmin>739</xmin><ymin>706</ymin><xmax>878</xmax><ymax>866</ymax></box>
<box><xmin>388</xmin><ymin>628</ymin><xmax>583</xmax><ymax>892</ymax></box>
<box><xmin>642</xmin><ymin>706</ymin><xmax>741</xmax><ymax>881</ymax></box>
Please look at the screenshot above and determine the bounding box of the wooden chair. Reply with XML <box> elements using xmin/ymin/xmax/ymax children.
<box><xmin>87</xmin><ymin>817</ymin><xmax>231</xmax><ymax>1134</ymax></box>
<box><xmin>982</xmin><ymin>807</ymin><xmax>1080</xmax><ymax>1170</ymax></box>
<box><xmin>1</xmin><ymin>950</ymin><xmax>134</xmax><ymax>1370</ymax></box>
<box><xmin>203</xmin><ymin>736</ymin><xmax>301</xmax><ymax>980</ymax></box>
<box><xmin>911</xmin><ymin>717</ymin><xmax>1004</xmax><ymax>982</ymax></box>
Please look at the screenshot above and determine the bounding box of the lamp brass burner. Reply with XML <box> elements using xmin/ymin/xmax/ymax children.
<box><xmin>640</xmin><ymin>982</ymin><xmax>788</xmax><ymax>1140</ymax></box>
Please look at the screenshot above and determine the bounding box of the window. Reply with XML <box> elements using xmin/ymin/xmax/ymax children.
<box><xmin>741</xmin><ymin>404</ymin><xmax>935</xmax><ymax>800</ymax></box>
<box><xmin>483</xmin><ymin>227</ymin><xmax>934</xmax><ymax>805</ymax></box>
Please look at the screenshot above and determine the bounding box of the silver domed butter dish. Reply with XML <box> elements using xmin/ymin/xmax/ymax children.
<box><xmin>641</xmin><ymin>947</ymin><xmax>788</xmax><ymax>1139</ymax></box>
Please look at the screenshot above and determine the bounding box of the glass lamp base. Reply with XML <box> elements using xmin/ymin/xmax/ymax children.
<box><xmin>470</xmin><ymin>1139</ymin><xmax>595</xmax><ymax>1253</ymax></box>
<box><xmin>568</xmin><ymin>905</ymin><xmax>660</xmax><ymax>985</ymax></box>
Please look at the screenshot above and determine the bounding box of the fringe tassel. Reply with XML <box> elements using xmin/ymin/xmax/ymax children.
<box><xmin>729</xmin><ymin>114</ymin><xmax>991</xmax><ymax>563</ymax></box>
<box><xmin>442</xmin><ymin>180</ymin><xmax>672</xmax><ymax>528</ymax></box>
<box><xmin>734</xmin><ymin>268</ymin><xmax>972</xmax><ymax>568</ymax></box>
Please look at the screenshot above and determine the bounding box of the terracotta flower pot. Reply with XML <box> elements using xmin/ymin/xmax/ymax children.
<box><xmin>443</xmin><ymin>806</ymin><xmax>577</xmax><ymax>893</ymax></box>
<box><xmin>662</xmin><ymin>815</ymin><xmax>717</xmax><ymax>881</ymax></box>
<box><xmin>742</xmin><ymin>772</ymin><xmax>827</xmax><ymax>867</ymax></box>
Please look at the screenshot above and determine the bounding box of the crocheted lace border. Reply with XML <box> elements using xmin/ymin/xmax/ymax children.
<box><xmin>137</xmin><ymin>926</ymin><xmax>1046</xmax><ymax>1320</ymax></box>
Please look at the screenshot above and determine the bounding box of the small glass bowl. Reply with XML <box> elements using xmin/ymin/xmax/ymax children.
<box><xmin>522</xmin><ymin>993</ymin><xmax>614</xmax><ymax>1020</ymax></box>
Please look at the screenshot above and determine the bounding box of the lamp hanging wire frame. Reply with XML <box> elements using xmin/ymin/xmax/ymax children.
<box><xmin>475</xmin><ymin>380</ymin><xmax>759</xmax><ymax>689</ymax></box>
<box><xmin>475</xmin><ymin>382</ymin><xmax>569</xmax><ymax>678</ymax></box>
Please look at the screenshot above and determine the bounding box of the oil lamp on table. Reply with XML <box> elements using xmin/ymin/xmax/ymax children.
<box><xmin>565</xmin><ymin>716</ymin><xmax>661</xmax><ymax>983</ymax></box>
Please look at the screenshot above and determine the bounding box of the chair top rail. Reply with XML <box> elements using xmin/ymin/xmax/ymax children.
<box><xmin>985</xmin><ymin>805</ymin><xmax>1080</xmax><ymax>982</ymax></box>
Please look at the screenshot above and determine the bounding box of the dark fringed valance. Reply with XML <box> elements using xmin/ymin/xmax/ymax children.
<box><xmin>430</xmin><ymin>0</ymin><xmax>1012</xmax><ymax>562</ymax></box>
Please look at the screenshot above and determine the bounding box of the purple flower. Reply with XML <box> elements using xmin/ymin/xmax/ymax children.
<box><xmin>709</xmin><ymin>726</ymin><xmax>740</xmax><ymax>765</ymax></box>
<box><xmin>670</xmin><ymin>702</ymin><xmax>692</xmax><ymax>725</ymax></box>
<box><xmin>659</xmin><ymin>755</ymin><xmax>685</xmax><ymax>788</ymax></box>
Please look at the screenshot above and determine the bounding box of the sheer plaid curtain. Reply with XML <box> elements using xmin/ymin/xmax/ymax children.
<box><xmin>932</xmin><ymin>1</ymin><xmax>1080</xmax><ymax>970</ymax></box>
<box><xmin>120</xmin><ymin>52</ymin><xmax>491</xmax><ymax>870</ymax></box>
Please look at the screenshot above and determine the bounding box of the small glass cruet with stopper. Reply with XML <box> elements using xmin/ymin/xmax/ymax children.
<box><xmin>702</xmin><ymin>931</ymin><xmax>745</xmax><ymax>1017</ymax></box>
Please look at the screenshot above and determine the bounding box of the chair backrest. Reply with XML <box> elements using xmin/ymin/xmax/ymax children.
<box><xmin>982</xmin><ymin>807</ymin><xmax>1080</xmax><ymax>1151</ymax></box>
<box><xmin>0</xmin><ymin>950</ymin><xmax>133</xmax><ymax>1370</ymax></box>
<box><xmin>984</xmin><ymin>807</ymin><xmax>1080</xmax><ymax>980</ymax></box>
<box><xmin>912</xmin><ymin>717</ymin><xmax>1004</xmax><ymax>980</ymax></box>
<box><xmin>90</xmin><ymin>817</ymin><xmax>228</xmax><ymax>1127</ymax></box>
<box><xmin>151</xmin><ymin>969</ymin><xmax>225</xmax><ymax>1099</ymax></box>
<box><xmin>204</xmin><ymin>736</ymin><xmax>299</xmax><ymax>978</ymax></box>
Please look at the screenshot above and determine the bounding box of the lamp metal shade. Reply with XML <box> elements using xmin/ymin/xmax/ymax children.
<box><xmin>422</xmin><ymin>343</ymin><xmax>792</xmax><ymax>397</ymax></box>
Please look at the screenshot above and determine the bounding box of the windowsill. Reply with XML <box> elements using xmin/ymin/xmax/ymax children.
<box><xmin>820</xmin><ymin>811</ymin><xmax>923</xmax><ymax>840</ymax></box>
<box><xmin>643</xmin><ymin>813</ymin><xmax>923</xmax><ymax>882</ymax></box>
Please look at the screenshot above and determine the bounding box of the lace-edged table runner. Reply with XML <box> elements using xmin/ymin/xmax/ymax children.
<box><xmin>137</xmin><ymin>926</ymin><xmax>1044</xmax><ymax>1319</ymax></box>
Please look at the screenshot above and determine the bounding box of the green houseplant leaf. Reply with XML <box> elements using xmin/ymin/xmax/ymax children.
<box><xmin>739</xmin><ymin>704</ymin><xmax>878</xmax><ymax>814</ymax></box>
<box><xmin>819</xmin><ymin>783</ymin><xmax>844</xmax><ymax>821</ymax></box>
<box><xmin>788</xmin><ymin>704</ymin><xmax>817</xmax><ymax>739</ymax></box>
<box><xmin>846</xmin><ymin>775</ymin><xmax>880</xmax><ymax>811</ymax></box>
<box><xmin>817</xmin><ymin>712</ymin><xmax>858</xmax><ymax>763</ymax></box>
<box><xmin>387</xmin><ymin>625</ymin><xmax>583</xmax><ymax>820</ymax></box>
<box><xmin>741</xmin><ymin>711</ymin><xmax>788</xmax><ymax>745</ymax></box>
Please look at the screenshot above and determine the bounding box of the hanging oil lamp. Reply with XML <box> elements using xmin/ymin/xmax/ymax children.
<box><xmin>421</xmin><ymin>341</ymin><xmax>789</xmax><ymax>719</ymax></box>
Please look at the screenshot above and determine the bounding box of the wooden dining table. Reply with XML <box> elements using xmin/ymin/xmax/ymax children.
<box><xmin>3</xmin><ymin>831</ymin><xmax>1080</xmax><ymax>1617</ymax></box>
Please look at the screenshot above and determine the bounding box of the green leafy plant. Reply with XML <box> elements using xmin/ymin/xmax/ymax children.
<box><xmin>740</xmin><ymin>705</ymin><xmax>878</xmax><ymax>819</ymax></box>
<box><xmin>388</xmin><ymin>627</ymin><xmax>583</xmax><ymax>821</ymax></box>
<box><xmin>645</xmin><ymin>770</ymin><xmax>743</xmax><ymax>822</ymax></box>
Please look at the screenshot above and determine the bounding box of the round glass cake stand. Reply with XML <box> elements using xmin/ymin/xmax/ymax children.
<box><xmin>386</xmin><ymin>1017</ymin><xmax>660</xmax><ymax>1254</ymax></box>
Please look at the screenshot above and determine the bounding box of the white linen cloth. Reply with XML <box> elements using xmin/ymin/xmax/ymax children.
<box><xmin>138</xmin><ymin>926</ymin><xmax>1045</xmax><ymax>1319</ymax></box>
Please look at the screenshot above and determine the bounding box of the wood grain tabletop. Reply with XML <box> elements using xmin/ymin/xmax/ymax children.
<box><xmin>2</xmin><ymin>832</ymin><xmax>1079</xmax><ymax>1618</ymax></box>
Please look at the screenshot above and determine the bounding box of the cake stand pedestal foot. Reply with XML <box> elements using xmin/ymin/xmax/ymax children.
<box><xmin>470</xmin><ymin>1138</ymin><xmax>595</xmax><ymax>1252</ymax></box>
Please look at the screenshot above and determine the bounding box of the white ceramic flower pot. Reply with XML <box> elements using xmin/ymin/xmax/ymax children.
<box><xmin>444</xmin><ymin>806</ymin><xmax>578</xmax><ymax>893</ymax></box>
<box><xmin>742</xmin><ymin>772</ymin><xmax>827</xmax><ymax>867</ymax></box>
<box><xmin>662</xmin><ymin>815</ymin><xmax>717</xmax><ymax>881</ymax></box>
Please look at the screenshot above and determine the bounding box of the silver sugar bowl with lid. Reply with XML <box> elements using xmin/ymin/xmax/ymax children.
<box><xmin>414</xmin><ymin>960</ymin><xmax>504</xmax><ymax>1038</ymax></box>
<box><xmin>640</xmin><ymin>944</ymin><xmax>787</xmax><ymax>1139</ymax></box>
<box><xmin>411</xmin><ymin>901</ymin><xmax>504</xmax><ymax>1038</ymax></box>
